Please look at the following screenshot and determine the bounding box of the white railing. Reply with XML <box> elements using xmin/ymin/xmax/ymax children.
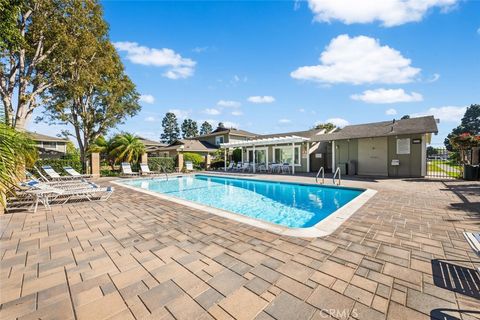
<box><xmin>316</xmin><ymin>167</ymin><xmax>325</xmax><ymax>184</ymax></box>
<box><xmin>333</xmin><ymin>167</ymin><xmax>341</xmax><ymax>185</ymax></box>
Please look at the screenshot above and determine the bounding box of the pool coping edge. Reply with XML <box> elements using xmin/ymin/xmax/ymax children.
<box><xmin>111</xmin><ymin>175</ymin><xmax>377</xmax><ymax>238</ymax></box>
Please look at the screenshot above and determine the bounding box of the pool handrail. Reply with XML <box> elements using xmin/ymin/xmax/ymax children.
<box><xmin>316</xmin><ymin>167</ymin><xmax>325</xmax><ymax>184</ymax></box>
<box><xmin>333</xmin><ymin>167</ymin><xmax>341</xmax><ymax>185</ymax></box>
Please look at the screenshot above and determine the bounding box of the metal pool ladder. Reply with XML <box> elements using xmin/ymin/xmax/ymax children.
<box><xmin>333</xmin><ymin>167</ymin><xmax>341</xmax><ymax>185</ymax></box>
<box><xmin>316</xmin><ymin>167</ymin><xmax>324</xmax><ymax>184</ymax></box>
<box><xmin>161</xmin><ymin>166</ymin><xmax>169</xmax><ymax>181</ymax></box>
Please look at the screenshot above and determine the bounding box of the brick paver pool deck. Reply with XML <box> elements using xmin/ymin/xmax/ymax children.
<box><xmin>1</xmin><ymin>174</ymin><xmax>479</xmax><ymax>320</ymax></box>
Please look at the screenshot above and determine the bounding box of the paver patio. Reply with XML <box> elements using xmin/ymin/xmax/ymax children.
<box><xmin>1</xmin><ymin>175</ymin><xmax>479</xmax><ymax>320</ymax></box>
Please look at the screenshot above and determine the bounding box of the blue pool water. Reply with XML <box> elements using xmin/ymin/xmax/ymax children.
<box><xmin>121</xmin><ymin>175</ymin><xmax>364</xmax><ymax>228</ymax></box>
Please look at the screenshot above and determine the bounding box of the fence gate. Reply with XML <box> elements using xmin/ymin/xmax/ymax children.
<box><xmin>426</xmin><ymin>147</ymin><xmax>462</xmax><ymax>179</ymax></box>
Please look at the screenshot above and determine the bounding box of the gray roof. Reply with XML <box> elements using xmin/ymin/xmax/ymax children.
<box><xmin>193</xmin><ymin>127</ymin><xmax>258</xmax><ymax>139</ymax></box>
<box><xmin>153</xmin><ymin>139</ymin><xmax>218</xmax><ymax>152</ymax></box>
<box><xmin>312</xmin><ymin>116</ymin><xmax>438</xmax><ymax>142</ymax></box>
<box><xmin>257</xmin><ymin>128</ymin><xmax>326</xmax><ymax>140</ymax></box>
<box><xmin>138</xmin><ymin>137</ymin><xmax>166</xmax><ymax>147</ymax></box>
<box><xmin>27</xmin><ymin>131</ymin><xmax>68</xmax><ymax>142</ymax></box>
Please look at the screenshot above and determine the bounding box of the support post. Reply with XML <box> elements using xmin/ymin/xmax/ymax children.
<box><xmin>253</xmin><ymin>145</ymin><xmax>256</xmax><ymax>173</ymax></box>
<box><xmin>291</xmin><ymin>143</ymin><xmax>295</xmax><ymax>175</ymax></box>
<box><xmin>332</xmin><ymin>141</ymin><xmax>336</xmax><ymax>173</ymax></box>
<box><xmin>306</xmin><ymin>142</ymin><xmax>310</xmax><ymax>173</ymax></box>
<box><xmin>177</xmin><ymin>152</ymin><xmax>184</xmax><ymax>172</ymax></box>
<box><xmin>141</xmin><ymin>153</ymin><xmax>148</xmax><ymax>164</ymax></box>
<box><xmin>241</xmin><ymin>147</ymin><xmax>244</xmax><ymax>163</ymax></box>
<box><xmin>205</xmin><ymin>153</ymin><xmax>211</xmax><ymax>169</ymax></box>
<box><xmin>90</xmin><ymin>152</ymin><xmax>100</xmax><ymax>178</ymax></box>
<box><xmin>224</xmin><ymin>148</ymin><xmax>227</xmax><ymax>171</ymax></box>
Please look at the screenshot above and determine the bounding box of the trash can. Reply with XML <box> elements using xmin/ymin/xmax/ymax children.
<box><xmin>348</xmin><ymin>160</ymin><xmax>357</xmax><ymax>175</ymax></box>
<box><xmin>338</xmin><ymin>163</ymin><xmax>348</xmax><ymax>175</ymax></box>
<box><xmin>463</xmin><ymin>165</ymin><xmax>478</xmax><ymax>181</ymax></box>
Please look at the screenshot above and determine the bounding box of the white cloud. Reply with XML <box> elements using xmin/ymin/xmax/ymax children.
<box><xmin>231</xmin><ymin>110</ymin><xmax>243</xmax><ymax>116</ymax></box>
<box><xmin>168</xmin><ymin>109</ymin><xmax>190</xmax><ymax>120</ymax></box>
<box><xmin>278</xmin><ymin>119</ymin><xmax>291</xmax><ymax>124</ymax></box>
<box><xmin>114</xmin><ymin>41</ymin><xmax>196</xmax><ymax>79</ymax></box>
<box><xmin>247</xmin><ymin>96</ymin><xmax>276</xmax><ymax>104</ymax></box>
<box><xmin>426</xmin><ymin>73</ymin><xmax>440</xmax><ymax>83</ymax></box>
<box><xmin>412</xmin><ymin>106</ymin><xmax>466</xmax><ymax>123</ymax></box>
<box><xmin>144</xmin><ymin>116</ymin><xmax>156</xmax><ymax>122</ymax></box>
<box><xmin>139</xmin><ymin>94</ymin><xmax>155</xmax><ymax>104</ymax></box>
<box><xmin>217</xmin><ymin>100</ymin><xmax>241</xmax><ymax>108</ymax></box>
<box><xmin>192</xmin><ymin>46</ymin><xmax>209</xmax><ymax>53</ymax></box>
<box><xmin>351</xmin><ymin>88</ymin><xmax>423</xmax><ymax>104</ymax></box>
<box><xmin>477</xmin><ymin>27</ymin><xmax>480</xmax><ymax>35</ymax></box>
<box><xmin>222</xmin><ymin>121</ymin><xmax>239</xmax><ymax>128</ymax></box>
<box><xmin>323</xmin><ymin>118</ymin><xmax>350</xmax><ymax>128</ymax></box>
<box><xmin>291</xmin><ymin>35</ymin><xmax>420</xmax><ymax>85</ymax></box>
<box><xmin>203</xmin><ymin>108</ymin><xmax>221</xmax><ymax>115</ymax></box>
<box><xmin>307</xmin><ymin>0</ymin><xmax>459</xmax><ymax>27</ymax></box>
<box><xmin>298</xmin><ymin>108</ymin><xmax>306</xmax><ymax>113</ymax></box>
<box><xmin>385</xmin><ymin>108</ymin><xmax>398</xmax><ymax>115</ymax></box>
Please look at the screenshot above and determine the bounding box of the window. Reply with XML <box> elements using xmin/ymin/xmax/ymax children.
<box><xmin>273</xmin><ymin>146</ymin><xmax>300</xmax><ymax>165</ymax></box>
<box><xmin>247</xmin><ymin>148</ymin><xmax>267</xmax><ymax>164</ymax></box>
<box><xmin>43</xmin><ymin>142</ymin><xmax>57</xmax><ymax>150</ymax></box>
<box><xmin>215</xmin><ymin>136</ymin><xmax>224</xmax><ymax>145</ymax></box>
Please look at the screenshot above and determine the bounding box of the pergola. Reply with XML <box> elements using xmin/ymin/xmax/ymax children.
<box><xmin>220</xmin><ymin>135</ymin><xmax>310</xmax><ymax>174</ymax></box>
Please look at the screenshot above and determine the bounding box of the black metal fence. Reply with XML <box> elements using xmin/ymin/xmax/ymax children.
<box><xmin>426</xmin><ymin>147</ymin><xmax>462</xmax><ymax>179</ymax></box>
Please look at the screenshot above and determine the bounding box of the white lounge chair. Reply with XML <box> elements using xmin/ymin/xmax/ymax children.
<box><xmin>226</xmin><ymin>163</ymin><xmax>235</xmax><ymax>171</ymax></box>
<box><xmin>121</xmin><ymin>162</ymin><xmax>139</xmax><ymax>177</ymax></box>
<box><xmin>234</xmin><ymin>163</ymin><xmax>243</xmax><ymax>171</ymax></box>
<box><xmin>185</xmin><ymin>161</ymin><xmax>194</xmax><ymax>172</ymax></box>
<box><xmin>41</xmin><ymin>165</ymin><xmax>81</xmax><ymax>181</ymax></box>
<box><xmin>7</xmin><ymin>182</ymin><xmax>112</xmax><ymax>213</ymax></box>
<box><xmin>63</xmin><ymin>166</ymin><xmax>92</xmax><ymax>178</ymax></box>
<box><xmin>140</xmin><ymin>163</ymin><xmax>160</xmax><ymax>176</ymax></box>
<box><xmin>464</xmin><ymin>232</ymin><xmax>480</xmax><ymax>273</ymax></box>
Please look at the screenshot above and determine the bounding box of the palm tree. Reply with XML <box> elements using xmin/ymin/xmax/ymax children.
<box><xmin>0</xmin><ymin>122</ymin><xmax>38</xmax><ymax>208</ymax></box>
<box><xmin>108</xmin><ymin>133</ymin><xmax>146</xmax><ymax>164</ymax></box>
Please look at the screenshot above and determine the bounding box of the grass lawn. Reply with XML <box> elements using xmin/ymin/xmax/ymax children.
<box><xmin>427</xmin><ymin>161</ymin><xmax>462</xmax><ymax>178</ymax></box>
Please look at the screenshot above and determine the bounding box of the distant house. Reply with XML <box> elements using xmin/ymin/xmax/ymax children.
<box><xmin>27</xmin><ymin>132</ymin><xmax>69</xmax><ymax>158</ymax></box>
<box><xmin>189</xmin><ymin>127</ymin><xmax>258</xmax><ymax>146</ymax></box>
<box><xmin>138</xmin><ymin>137</ymin><xmax>167</xmax><ymax>157</ymax></box>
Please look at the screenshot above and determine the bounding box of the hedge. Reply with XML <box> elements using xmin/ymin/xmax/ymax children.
<box><xmin>183</xmin><ymin>152</ymin><xmax>204</xmax><ymax>169</ymax></box>
<box><xmin>34</xmin><ymin>159</ymin><xmax>83</xmax><ymax>175</ymax></box>
<box><xmin>147</xmin><ymin>157</ymin><xmax>176</xmax><ymax>172</ymax></box>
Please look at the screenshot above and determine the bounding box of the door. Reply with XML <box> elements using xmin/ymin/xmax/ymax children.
<box><xmin>358</xmin><ymin>137</ymin><xmax>388</xmax><ymax>176</ymax></box>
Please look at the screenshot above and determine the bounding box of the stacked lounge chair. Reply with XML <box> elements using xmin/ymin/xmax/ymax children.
<box><xmin>63</xmin><ymin>166</ymin><xmax>92</xmax><ymax>179</ymax></box>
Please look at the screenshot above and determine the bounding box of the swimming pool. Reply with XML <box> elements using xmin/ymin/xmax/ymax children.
<box><xmin>117</xmin><ymin>174</ymin><xmax>373</xmax><ymax>236</ymax></box>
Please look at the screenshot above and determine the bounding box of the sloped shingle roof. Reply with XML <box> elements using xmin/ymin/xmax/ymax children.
<box><xmin>312</xmin><ymin>116</ymin><xmax>438</xmax><ymax>142</ymax></box>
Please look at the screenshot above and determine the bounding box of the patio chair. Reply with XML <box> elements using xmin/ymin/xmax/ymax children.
<box><xmin>185</xmin><ymin>161</ymin><xmax>194</xmax><ymax>172</ymax></box>
<box><xmin>242</xmin><ymin>162</ymin><xmax>251</xmax><ymax>172</ymax></box>
<box><xmin>226</xmin><ymin>163</ymin><xmax>235</xmax><ymax>171</ymax></box>
<box><xmin>281</xmin><ymin>163</ymin><xmax>291</xmax><ymax>174</ymax></box>
<box><xmin>41</xmin><ymin>165</ymin><xmax>81</xmax><ymax>181</ymax></box>
<box><xmin>140</xmin><ymin>163</ymin><xmax>161</xmax><ymax>176</ymax></box>
<box><xmin>121</xmin><ymin>162</ymin><xmax>140</xmax><ymax>177</ymax></box>
<box><xmin>258</xmin><ymin>163</ymin><xmax>268</xmax><ymax>173</ymax></box>
<box><xmin>63</xmin><ymin>166</ymin><xmax>92</xmax><ymax>179</ymax></box>
<box><xmin>234</xmin><ymin>163</ymin><xmax>243</xmax><ymax>171</ymax></box>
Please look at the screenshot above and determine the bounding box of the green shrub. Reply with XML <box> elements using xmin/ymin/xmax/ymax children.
<box><xmin>148</xmin><ymin>157</ymin><xmax>176</xmax><ymax>172</ymax></box>
<box><xmin>210</xmin><ymin>160</ymin><xmax>229</xmax><ymax>170</ymax></box>
<box><xmin>232</xmin><ymin>148</ymin><xmax>242</xmax><ymax>162</ymax></box>
<box><xmin>183</xmin><ymin>153</ymin><xmax>204</xmax><ymax>169</ymax></box>
<box><xmin>34</xmin><ymin>159</ymin><xmax>83</xmax><ymax>175</ymax></box>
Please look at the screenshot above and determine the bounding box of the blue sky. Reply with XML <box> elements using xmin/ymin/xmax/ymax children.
<box><xmin>30</xmin><ymin>0</ymin><xmax>480</xmax><ymax>145</ymax></box>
